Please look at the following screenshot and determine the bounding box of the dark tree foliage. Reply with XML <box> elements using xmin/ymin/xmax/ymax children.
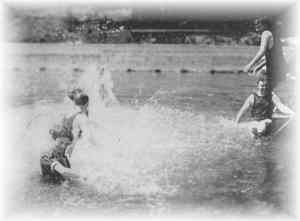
<box><xmin>5</xmin><ymin>6</ymin><xmax>291</xmax><ymax>44</ymax></box>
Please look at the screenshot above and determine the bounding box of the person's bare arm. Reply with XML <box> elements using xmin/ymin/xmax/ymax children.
<box><xmin>75</xmin><ymin>115</ymin><xmax>97</xmax><ymax>147</ymax></box>
<box><xmin>244</xmin><ymin>31</ymin><xmax>271</xmax><ymax>73</ymax></box>
<box><xmin>64</xmin><ymin>116</ymin><xmax>82</xmax><ymax>160</ymax></box>
<box><xmin>235</xmin><ymin>95</ymin><xmax>254</xmax><ymax>124</ymax></box>
<box><xmin>64</xmin><ymin>136</ymin><xmax>79</xmax><ymax>161</ymax></box>
<box><xmin>272</xmin><ymin>93</ymin><xmax>294</xmax><ymax>116</ymax></box>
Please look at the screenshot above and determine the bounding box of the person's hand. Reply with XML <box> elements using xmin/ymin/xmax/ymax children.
<box><xmin>286</xmin><ymin>73</ymin><xmax>296</xmax><ymax>81</ymax></box>
<box><xmin>243</xmin><ymin>64</ymin><xmax>252</xmax><ymax>73</ymax></box>
<box><xmin>234</xmin><ymin>121</ymin><xmax>239</xmax><ymax>126</ymax></box>
<box><xmin>234</xmin><ymin>118</ymin><xmax>240</xmax><ymax>126</ymax></box>
<box><xmin>289</xmin><ymin>112</ymin><xmax>295</xmax><ymax>119</ymax></box>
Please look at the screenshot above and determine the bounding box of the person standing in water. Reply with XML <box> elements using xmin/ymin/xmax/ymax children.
<box><xmin>243</xmin><ymin>17</ymin><xmax>288</xmax><ymax>90</ymax></box>
<box><xmin>40</xmin><ymin>92</ymin><xmax>93</xmax><ymax>182</ymax></box>
<box><xmin>235</xmin><ymin>77</ymin><xmax>294</xmax><ymax>137</ymax></box>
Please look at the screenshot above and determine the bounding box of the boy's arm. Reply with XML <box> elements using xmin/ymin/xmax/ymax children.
<box><xmin>65</xmin><ymin>116</ymin><xmax>81</xmax><ymax>159</ymax></box>
<box><xmin>244</xmin><ymin>31</ymin><xmax>271</xmax><ymax>73</ymax></box>
<box><xmin>235</xmin><ymin>95</ymin><xmax>253</xmax><ymax>124</ymax></box>
<box><xmin>75</xmin><ymin>115</ymin><xmax>97</xmax><ymax>147</ymax></box>
<box><xmin>65</xmin><ymin>139</ymin><xmax>77</xmax><ymax>160</ymax></box>
<box><xmin>272</xmin><ymin>93</ymin><xmax>294</xmax><ymax>116</ymax></box>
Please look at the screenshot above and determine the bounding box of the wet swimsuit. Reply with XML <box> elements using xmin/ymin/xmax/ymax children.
<box><xmin>40</xmin><ymin>112</ymin><xmax>82</xmax><ymax>182</ymax></box>
<box><xmin>49</xmin><ymin>113</ymin><xmax>81</xmax><ymax>141</ymax></box>
<box><xmin>250</xmin><ymin>93</ymin><xmax>274</xmax><ymax>121</ymax></box>
<box><xmin>40</xmin><ymin>140</ymin><xmax>71</xmax><ymax>182</ymax></box>
<box><xmin>265</xmin><ymin>30</ymin><xmax>287</xmax><ymax>89</ymax></box>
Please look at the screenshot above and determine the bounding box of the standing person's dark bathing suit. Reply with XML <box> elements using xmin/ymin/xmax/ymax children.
<box><xmin>265</xmin><ymin>28</ymin><xmax>287</xmax><ymax>90</ymax></box>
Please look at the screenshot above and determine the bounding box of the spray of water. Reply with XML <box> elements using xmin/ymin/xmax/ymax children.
<box><xmin>7</xmin><ymin>67</ymin><xmax>271</xmax><ymax>214</ymax></box>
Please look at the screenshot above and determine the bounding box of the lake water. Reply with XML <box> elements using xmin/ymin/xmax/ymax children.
<box><xmin>3</xmin><ymin>44</ymin><xmax>296</xmax><ymax>219</ymax></box>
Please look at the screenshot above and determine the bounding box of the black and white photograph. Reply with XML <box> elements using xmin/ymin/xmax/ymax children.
<box><xmin>1</xmin><ymin>0</ymin><xmax>298</xmax><ymax>219</ymax></box>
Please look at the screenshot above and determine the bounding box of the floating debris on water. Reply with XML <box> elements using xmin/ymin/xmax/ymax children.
<box><xmin>210</xmin><ymin>69</ymin><xmax>244</xmax><ymax>75</ymax></box>
<box><xmin>180</xmin><ymin>68</ymin><xmax>190</xmax><ymax>74</ymax></box>
<box><xmin>39</xmin><ymin>67</ymin><xmax>46</xmax><ymax>72</ymax></box>
<box><xmin>126</xmin><ymin>68</ymin><xmax>135</xmax><ymax>73</ymax></box>
<box><xmin>73</xmin><ymin>67</ymin><xmax>84</xmax><ymax>73</ymax></box>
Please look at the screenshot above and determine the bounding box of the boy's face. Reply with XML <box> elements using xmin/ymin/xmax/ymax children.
<box><xmin>257</xmin><ymin>80</ymin><xmax>268</xmax><ymax>95</ymax></box>
<box><xmin>73</xmin><ymin>90</ymin><xmax>82</xmax><ymax>99</ymax></box>
<box><xmin>83</xmin><ymin>102</ymin><xmax>89</xmax><ymax>109</ymax></box>
<box><xmin>78</xmin><ymin>102</ymin><xmax>89</xmax><ymax>112</ymax></box>
<box><xmin>254</xmin><ymin>21</ymin><xmax>264</xmax><ymax>33</ymax></box>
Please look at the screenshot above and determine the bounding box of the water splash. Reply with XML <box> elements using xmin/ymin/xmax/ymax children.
<box><xmin>11</xmin><ymin>98</ymin><xmax>266</xmax><ymax>202</ymax></box>
<box><xmin>6</xmin><ymin>68</ymin><xmax>274</xmax><ymax>214</ymax></box>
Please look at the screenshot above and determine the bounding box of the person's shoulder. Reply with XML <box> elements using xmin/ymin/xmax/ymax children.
<box><xmin>72</xmin><ymin>112</ymin><xmax>82</xmax><ymax>121</ymax></box>
<box><xmin>75</xmin><ymin>113</ymin><xmax>89</xmax><ymax>122</ymax></box>
<box><xmin>271</xmin><ymin>91</ymin><xmax>279</xmax><ymax>100</ymax></box>
<box><xmin>262</xmin><ymin>30</ymin><xmax>273</xmax><ymax>38</ymax></box>
<box><xmin>247</xmin><ymin>93</ymin><xmax>255</xmax><ymax>105</ymax></box>
<box><xmin>64</xmin><ymin>110</ymin><xmax>77</xmax><ymax>118</ymax></box>
<box><xmin>248</xmin><ymin>92</ymin><xmax>256</xmax><ymax>98</ymax></box>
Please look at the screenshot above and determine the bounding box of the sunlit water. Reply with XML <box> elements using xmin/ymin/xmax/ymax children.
<box><xmin>4</xmin><ymin>44</ymin><xmax>296</xmax><ymax>218</ymax></box>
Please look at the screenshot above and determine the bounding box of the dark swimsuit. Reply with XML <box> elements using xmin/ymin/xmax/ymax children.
<box><xmin>250</xmin><ymin>93</ymin><xmax>274</xmax><ymax>121</ymax></box>
<box><xmin>40</xmin><ymin>112</ymin><xmax>82</xmax><ymax>182</ymax></box>
<box><xmin>250</xmin><ymin>93</ymin><xmax>275</xmax><ymax>136</ymax></box>
<box><xmin>265</xmin><ymin>30</ymin><xmax>287</xmax><ymax>90</ymax></box>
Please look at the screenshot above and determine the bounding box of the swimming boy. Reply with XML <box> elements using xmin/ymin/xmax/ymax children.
<box><xmin>235</xmin><ymin>77</ymin><xmax>294</xmax><ymax>137</ymax></box>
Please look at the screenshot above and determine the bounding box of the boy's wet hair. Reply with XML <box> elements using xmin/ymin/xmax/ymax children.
<box><xmin>254</xmin><ymin>16</ymin><xmax>272</xmax><ymax>30</ymax></box>
<box><xmin>74</xmin><ymin>93</ymin><xmax>89</xmax><ymax>106</ymax></box>
<box><xmin>257</xmin><ymin>75</ymin><xmax>268</xmax><ymax>85</ymax></box>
